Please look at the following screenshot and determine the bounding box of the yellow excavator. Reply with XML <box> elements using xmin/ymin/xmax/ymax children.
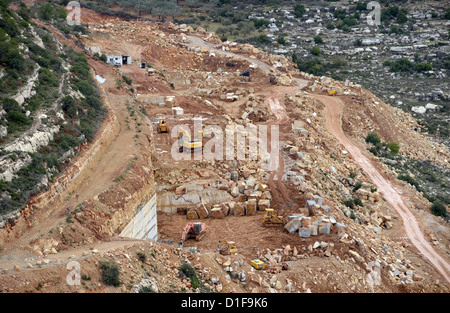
<box><xmin>178</xmin><ymin>129</ymin><xmax>203</xmax><ymax>153</ymax></box>
<box><xmin>262</xmin><ymin>209</ymin><xmax>285</xmax><ymax>226</ymax></box>
<box><xmin>157</xmin><ymin>118</ymin><xmax>168</xmax><ymax>133</ymax></box>
<box><xmin>328</xmin><ymin>90</ymin><xmax>337</xmax><ymax>96</ymax></box>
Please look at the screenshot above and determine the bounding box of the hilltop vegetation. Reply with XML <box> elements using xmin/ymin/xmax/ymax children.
<box><xmin>0</xmin><ymin>0</ymin><xmax>105</xmax><ymax>215</ymax></box>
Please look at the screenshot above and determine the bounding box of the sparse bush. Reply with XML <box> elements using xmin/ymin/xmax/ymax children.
<box><xmin>137</xmin><ymin>251</ymin><xmax>147</xmax><ymax>263</ymax></box>
<box><xmin>99</xmin><ymin>260</ymin><xmax>121</xmax><ymax>287</ymax></box>
<box><xmin>257</xmin><ymin>34</ymin><xmax>270</xmax><ymax>44</ymax></box>
<box><xmin>179</xmin><ymin>263</ymin><xmax>201</xmax><ymax>289</ymax></box>
<box><xmin>122</xmin><ymin>74</ymin><xmax>132</xmax><ymax>85</ymax></box>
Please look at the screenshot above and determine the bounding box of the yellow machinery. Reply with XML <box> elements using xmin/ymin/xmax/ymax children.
<box><xmin>262</xmin><ymin>209</ymin><xmax>285</xmax><ymax>226</ymax></box>
<box><xmin>219</xmin><ymin>241</ymin><xmax>238</xmax><ymax>255</ymax></box>
<box><xmin>157</xmin><ymin>118</ymin><xmax>168</xmax><ymax>133</ymax></box>
<box><xmin>250</xmin><ymin>259</ymin><xmax>265</xmax><ymax>270</ymax></box>
<box><xmin>328</xmin><ymin>90</ymin><xmax>336</xmax><ymax>96</ymax></box>
<box><xmin>178</xmin><ymin>129</ymin><xmax>203</xmax><ymax>153</ymax></box>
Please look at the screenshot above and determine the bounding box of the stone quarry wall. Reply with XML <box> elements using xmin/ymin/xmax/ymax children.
<box><xmin>157</xmin><ymin>183</ymin><xmax>233</xmax><ymax>214</ymax></box>
<box><xmin>119</xmin><ymin>193</ymin><xmax>158</xmax><ymax>241</ymax></box>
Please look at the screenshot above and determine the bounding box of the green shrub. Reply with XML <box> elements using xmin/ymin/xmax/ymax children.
<box><xmin>179</xmin><ymin>263</ymin><xmax>201</xmax><ymax>289</ymax></box>
<box><xmin>276</xmin><ymin>36</ymin><xmax>286</xmax><ymax>45</ymax></box>
<box><xmin>430</xmin><ymin>201</ymin><xmax>447</xmax><ymax>217</ymax></box>
<box><xmin>387</xmin><ymin>142</ymin><xmax>400</xmax><ymax>154</ymax></box>
<box><xmin>343</xmin><ymin>199</ymin><xmax>355</xmax><ymax>210</ymax></box>
<box><xmin>365</xmin><ymin>132</ymin><xmax>381</xmax><ymax>145</ymax></box>
<box><xmin>414</xmin><ymin>62</ymin><xmax>432</xmax><ymax>72</ymax></box>
<box><xmin>257</xmin><ymin>34</ymin><xmax>270</xmax><ymax>44</ymax></box>
<box><xmin>139</xmin><ymin>286</ymin><xmax>155</xmax><ymax>293</ymax></box>
<box><xmin>311</xmin><ymin>46</ymin><xmax>321</xmax><ymax>56</ymax></box>
<box><xmin>137</xmin><ymin>252</ymin><xmax>147</xmax><ymax>262</ymax></box>
<box><xmin>76</xmin><ymin>80</ymin><xmax>95</xmax><ymax>96</ymax></box>
<box><xmin>99</xmin><ymin>260</ymin><xmax>121</xmax><ymax>287</ymax></box>
<box><xmin>7</xmin><ymin>111</ymin><xmax>31</xmax><ymax>126</ymax></box>
<box><xmin>38</xmin><ymin>3</ymin><xmax>55</xmax><ymax>21</ymax></box>
<box><xmin>122</xmin><ymin>74</ymin><xmax>132</xmax><ymax>85</ymax></box>
<box><xmin>353</xmin><ymin>198</ymin><xmax>364</xmax><ymax>207</ymax></box>
<box><xmin>397</xmin><ymin>174</ymin><xmax>420</xmax><ymax>190</ymax></box>
<box><xmin>314</xmin><ymin>35</ymin><xmax>324</xmax><ymax>44</ymax></box>
<box><xmin>38</xmin><ymin>68</ymin><xmax>58</xmax><ymax>87</ymax></box>
<box><xmin>369</xmin><ymin>146</ymin><xmax>378</xmax><ymax>156</ymax></box>
<box><xmin>353</xmin><ymin>181</ymin><xmax>362</xmax><ymax>192</ymax></box>
<box><xmin>293</xmin><ymin>4</ymin><xmax>306</xmax><ymax>18</ymax></box>
<box><xmin>387</xmin><ymin>58</ymin><xmax>413</xmax><ymax>72</ymax></box>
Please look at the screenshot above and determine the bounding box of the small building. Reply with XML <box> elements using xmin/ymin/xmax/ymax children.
<box><xmin>106</xmin><ymin>55</ymin><xmax>131</xmax><ymax>66</ymax></box>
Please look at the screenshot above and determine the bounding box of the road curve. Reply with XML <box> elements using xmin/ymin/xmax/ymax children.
<box><xmin>312</xmin><ymin>94</ymin><xmax>450</xmax><ymax>283</ymax></box>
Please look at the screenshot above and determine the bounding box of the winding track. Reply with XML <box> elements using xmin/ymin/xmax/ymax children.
<box><xmin>313</xmin><ymin>94</ymin><xmax>450</xmax><ymax>283</ymax></box>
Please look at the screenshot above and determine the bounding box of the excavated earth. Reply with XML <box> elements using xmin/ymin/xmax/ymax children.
<box><xmin>0</xmin><ymin>8</ymin><xmax>449</xmax><ymax>293</ymax></box>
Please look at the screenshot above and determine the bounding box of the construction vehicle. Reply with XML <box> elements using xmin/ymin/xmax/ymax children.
<box><xmin>250</xmin><ymin>259</ymin><xmax>265</xmax><ymax>270</ymax></box>
<box><xmin>328</xmin><ymin>90</ymin><xmax>337</xmax><ymax>96</ymax></box>
<box><xmin>180</xmin><ymin>222</ymin><xmax>206</xmax><ymax>246</ymax></box>
<box><xmin>157</xmin><ymin>118</ymin><xmax>168</xmax><ymax>133</ymax></box>
<box><xmin>178</xmin><ymin>129</ymin><xmax>203</xmax><ymax>153</ymax></box>
<box><xmin>262</xmin><ymin>208</ymin><xmax>285</xmax><ymax>226</ymax></box>
<box><xmin>219</xmin><ymin>241</ymin><xmax>238</xmax><ymax>256</ymax></box>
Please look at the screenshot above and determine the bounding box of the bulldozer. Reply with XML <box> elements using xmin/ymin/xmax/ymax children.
<box><xmin>262</xmin><ymin>209</ymin><xmax>285</xmax><ymax>226</ymax></box>
<box><xmin>157</xmin><ymin>118</ymin><xmax>168</xmax><ymax>133</ymax></box>
<box><xmin>180</xmin><ymin>222</ymin><xmax>206</xmax><ymax>247</ymax></box>
<box><xmin>178</xmin><ymin>129</ymin><xmax>203</xmax><ymax>153</ymax></box>
<box><xmin>219</xmin><ymin>241</ymin><xmax>238</xmax><ymax>256</ymax></box>
<box><xmin>328</xmin><ymin>90</ymin><xmax>337</xmax><ymax>96</ymax></box>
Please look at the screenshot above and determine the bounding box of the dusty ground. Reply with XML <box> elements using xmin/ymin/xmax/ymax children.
<box><xmin>0</xmin><ymin>7</ymin><xmax>449</xmax><ymax>293</ymax></box>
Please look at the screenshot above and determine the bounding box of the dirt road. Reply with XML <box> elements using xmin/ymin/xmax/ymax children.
<box><xmin>313</xmin><ymin>94</ymin><xmax>450</xmax><ymax>283</ymax></box>
<box><xmin>266</xmin><ymin>97</ymin><xmax>292</xmax><ymax>209</ymax></box>
<box><xmin>182</xmin><ymin>35</ymin><xmax>309</xmax><ymax>90</ymax></box>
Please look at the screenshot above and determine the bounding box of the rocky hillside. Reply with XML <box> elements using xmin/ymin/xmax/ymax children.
<box><xmin>0</xmin><ymin>1</ymin><xmax>105</xmax><ymax>220</ymax></box>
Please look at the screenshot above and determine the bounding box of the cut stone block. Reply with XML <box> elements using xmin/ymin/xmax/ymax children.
<box><xmin>285</xmin><ymin>218</ymin><xmax>301</xmax><ymax>234</ymax></box>
<box><xmin>319</xmin><ymin>223</ymin><xmax>331</xmax><ymax>235</ymax></box>
<box><xmin>186</xmin><ymin>210</ymin><xmax>199</xmax><ymax>220</ymax></box>
<box><xmin>300</xmin><ymin>228</ymin><xmax>311</xmax><ymax>238</ymax></box>
<box><xmin>313</xmin><ymin>195</ymin><xmax>323</xmax><ymax>206</ymax></box>
<box><xmin>210</xmin><ymin>208</ymin><xmax>225</xmax><ymax>219</ymax></box>
<box><xmin>309</xmin><ymin>225</ymin><xmax>318</xmax><ymax>236</ymax></box>
<box><xmin>246</xmin><ymin>199</ymin><xmax>257</xmax><ymax>215</ymax></box>
<box><xmin>258</xmin><ymin>199</ymin><xmax>270</xmax><ymax>211</ymax></box>
<box><xmin>234</xmin><ymin>202</ymin><xmax>245</xmax><ymax>216</ymax></box>
<box><xmin>195</xmin><ymin>203</ymin><xmax>209</xmax><ymax>219</ymax></box>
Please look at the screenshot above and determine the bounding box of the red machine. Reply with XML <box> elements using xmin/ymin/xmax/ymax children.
<box><xmin>180</xmin><ymin>222</ymin><xmax>206</xmax><ymax>246</ymax></box>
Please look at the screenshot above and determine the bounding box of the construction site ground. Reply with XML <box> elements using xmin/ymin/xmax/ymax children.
<box><xmin>0</xmin><ymin>7</ymin><xmax>449</xmax><ymax>293</ymax></box>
